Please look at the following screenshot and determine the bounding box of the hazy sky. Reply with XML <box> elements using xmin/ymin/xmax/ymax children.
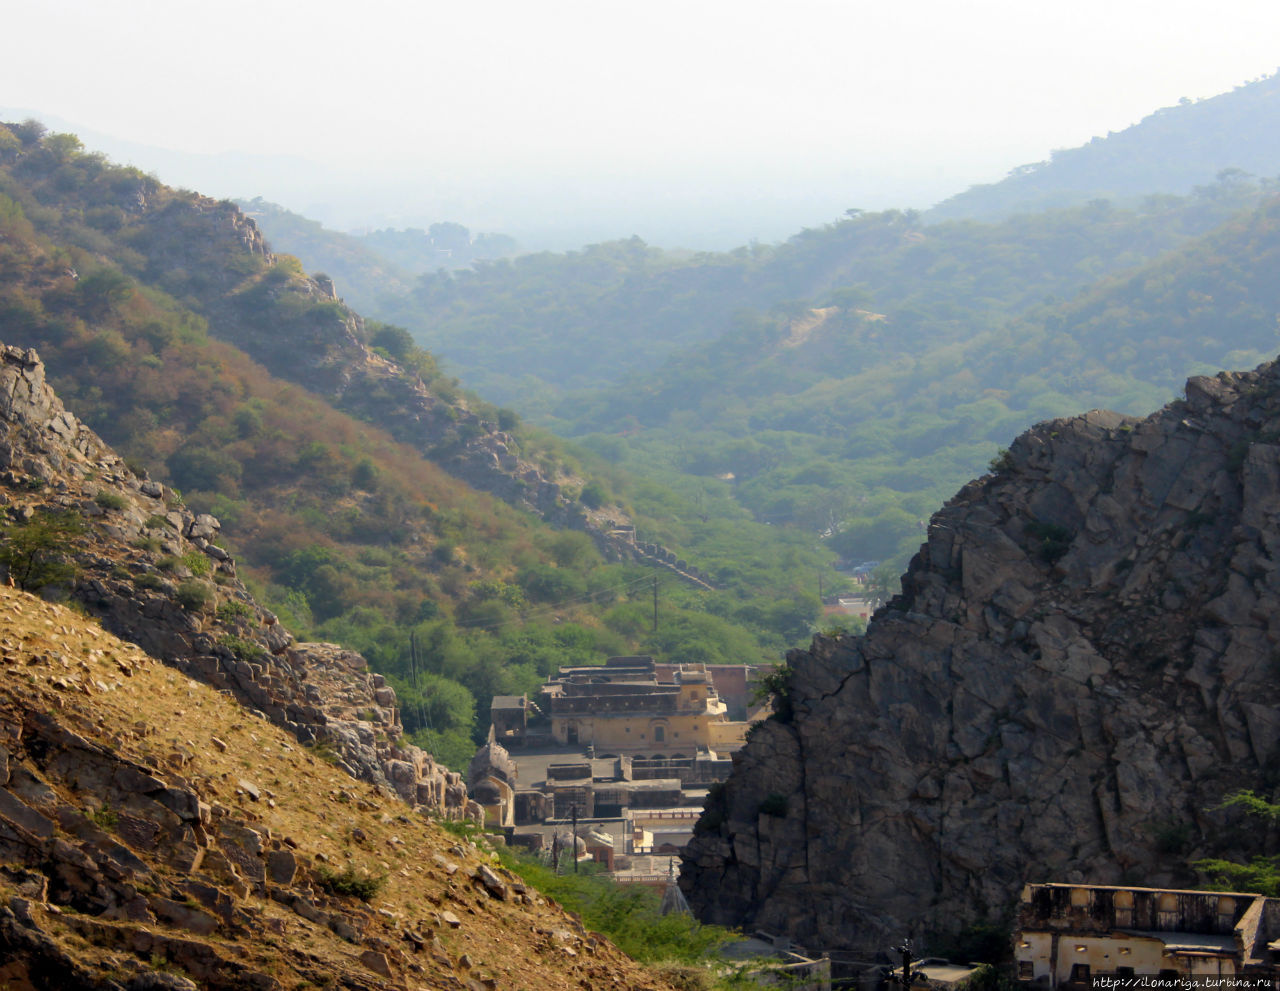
<box><xmin>5</xmin><ymin>0</ymin><xmax>1280</xmax><ymax>247</ymax></box>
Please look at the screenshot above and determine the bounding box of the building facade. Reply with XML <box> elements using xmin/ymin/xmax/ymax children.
<box><xmin>538</xmin><ymin>656</ymin><xmax>748</xmax><ymax>755</ymax></box>
<box><xmin>1015</xmin><ymin>883</ymin><xmax>1280</xmax><ymax>987</ymax></box>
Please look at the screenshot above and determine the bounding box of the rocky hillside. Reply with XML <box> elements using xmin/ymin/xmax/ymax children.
<box><xmin>0</xmin><ymin>585</ymin><xmax>678</xmax><ymax>990</ymax></box>
<box><xmin>0</xmin><ymin>119</ymin><xmax>692</xmax><ymax>570</ymax></box>
<box><xmin>681</xmin><ymin>355</ymin><xmax>1280</xmax><ymax>952</ymax></box>
<box><xmin>0</xmin><ymin>341</ymin><xmax>467</xmax><ymax>817</ymax></box>
<box><xmin>121</xmin><ymin>189</ymin><xmax>594</xmax><ymax>535</ymax></box>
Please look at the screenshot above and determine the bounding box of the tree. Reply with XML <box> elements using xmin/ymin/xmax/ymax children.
<box><xmin>0</xmin><ymin>510</ymin><xmax>86</xmax><ymax>591</ymax></box>
<box><xmin>579</xmin><ymin>480</ymin><xmax>609</xmax><ymax>509</ymax></box>
<box><xmin>368</xmin><ymin>322</ymin><xmax>415</xmax><ymax>363</ymax></box>
<box><xmin>1192</xmin><ymin>791</ymin><xmax>1280</xmax><ymax>895</ymax></box>
<box><xmin>429</xmin><ymin>222</ymin><xmax>471</xmax><ymax>254</ymax></box>
<box><xmin>43</xmin><ymin>132</ymin><xmax>84</xmax><ymax>162</ymax></box>
<box><xmin>76</xmin><ymin>268</ymin><xmax>133</xmax><ymax>320</ymax></box>
<box><xmin>865</xmin><ymin>563</ymin><xmax>899</xmax><ymax>608</ymax></box>
<box><xmin>10</xmin><ymin>119</ymin><xmax>46</xmax><ymax>145</ymax></box>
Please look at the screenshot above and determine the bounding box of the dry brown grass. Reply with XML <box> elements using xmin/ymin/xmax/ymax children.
<box><xmin>0</xmin><ymin>587</ymin><xmax>679</xmax><ymax>990</ymax></box>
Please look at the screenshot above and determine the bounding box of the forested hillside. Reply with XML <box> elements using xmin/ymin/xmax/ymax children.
<box><xmin>278</xmin><ymin>172</ymin><xmax>1273</xmax><ymax>571</ymax></box>
<box><xmin>928</xmin><ymin>69</ymin><xmax>1280</xmax><ymax>221</ymax></box>
<box><xmin>560</xmin><ymin>190</ymin><xmax>1280</xmax><ymax>566</ymax></box>
<box><xmin>359</xmin><ymin>190</ymin><xmax>1259</xmax><ymax>413</ymax></box>
<box><xmin>0</xmin><ymin>120</ymin><xmax>835</xmax><ymax>769</ymax></box>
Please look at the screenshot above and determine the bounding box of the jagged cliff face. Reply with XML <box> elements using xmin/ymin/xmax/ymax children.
<box><xmin>0</xmin><ymin>343</ymin><xmax>470</xmax><ymax>818</ymax></box>
<box><xmin>681</xmin><ymin>360</ymin><xmax>1280</xmax><ymax>953</ymax></box>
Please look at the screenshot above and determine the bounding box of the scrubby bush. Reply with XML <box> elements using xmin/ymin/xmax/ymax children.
<box><xmin>94</xmin><ymin>489</ymin><xmax>127</xmax><ymax>511</ymax></box>
<box><xmin>314</xmin><ymin>866</ymin><xmax>385</xmax><ymax>901</ymax></box>
<box><xmin>175</xmin><ymin>579</ymin><xmax>213</xmax><ymax>612</ymax></box>
<box><xmin>758</xmin><ymin>793</ymin><xmax>788</xmax><ymax>817</ymax></box>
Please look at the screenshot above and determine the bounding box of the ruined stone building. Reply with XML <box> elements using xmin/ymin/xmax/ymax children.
<box><xmin>489</xmin><ymin>694</ymin><xmax>537</xmax><ymax>745</ymax></box>
<box><xmin>466</xmin><ymin>730</ymin><xmax>517</xmax><ymax>828</ymax></box>
<box><xmin>1014</xmin><ymin>883</ymin><xmax>1280</xmax><ymax>987</ymax></box>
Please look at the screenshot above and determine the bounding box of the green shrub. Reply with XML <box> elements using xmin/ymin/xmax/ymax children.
<box><xmin>987</xmin><ymin>448</ymin><xmax>1014</xmax><ymax>474</ymax></box>
<box><xmin>134</xmin><ymin>572</ymin><xmax>167</xmax><ymax>591</ymax></box>
<box><xmin>175</xmin><ymin>579</ymin><xmax>213</xmax><ymax>612</ymax></box>
<box><xmin>95</xmin><ymin>490</ymin><xmax>128</xmax><ymax>513</ymax></box>
<box><xmin>1153</xmin><ymin>820</ymin><xmax>1192</xmax><ymax>855</ymax></box>
<box><xmin>752</xmin><ymin>664</ymin><xmax>795</xmax><ymax>723</ymax></box>
<box><xmin>0</xmin><ymin>509</ymin><xmax>85</xmax><ymax>590</ymax></box>
<box><xmin>220</xmin><ymin>635</ymin><xmax>268</xmax><ymax>663</ymax></box>
<box><xmin>1026</xmin><ymin>520</ymin><xmax>1072</xmax><ymax>563</ymax></box>
<box><xmin>145</xmin><ymin>514</ymin><xmax>172</xmax><ymax>529</ymax></box>
<box><xmin>495</xmin><ymin>846</ymin><xmax>738</xmax><ymax>965</ymax></box>
<box><xmin>216</xmin><ymin>599</ymin><xmax>255</xmax><ymax>623</ymax></box>
<box><xmin>180</xmin><ymin>550</ymin><xmax>212</xmax><ymax>576</ymax></box>
<box><xmin>579</xmin><ymin>480</ymin><xmax>609</xmax><ymax>509</ymax></box>
<box><xmin>314</xmin><ymin>866</ymin><xmax>386</xmax><ymax>901</ymax></box>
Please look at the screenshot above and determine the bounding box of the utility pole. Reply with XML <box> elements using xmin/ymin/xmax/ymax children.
<box><xmin>893</xmin><ymin>939</ymin><xmax>916</xmax><ymax>990</ymax></box>
<box><xmin>652</xmin><ymin>577</ymin><xmax>659</xmax><ymax>633</ymax></box>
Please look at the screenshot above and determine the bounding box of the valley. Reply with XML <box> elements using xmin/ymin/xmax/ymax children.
<box><xmin>5</xmin><ymin>63</ymin><xmax>1280</xmax><ymax>989</ymax></box>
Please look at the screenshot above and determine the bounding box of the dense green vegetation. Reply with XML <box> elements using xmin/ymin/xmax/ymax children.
<box><xmin>236</xmin><ymin>199</ymin><xmax>520</xmax><ymax>316</ymax></box>
<box><xmin>0</xmin><ymin>120</ymin><xmax>839</xmax><ymax>771</ymax></box>
<box><xmin>359</xmin><ymin>183</ymin><xmax>1265</xmax><ymax>413</ymax></box>
<box><xmin>316</xmin><ymin>176</ymin><xmax>1273</xmax><ymax>573</ymax></box>
<box><xmin>568</xmin><ymin>189</ymin><xmax>1280</xmax><ymax>567</ymax></box>
<box><xmin>12</xmin><ymin>98</ymin><xmax>1280</xmax><ymax>771</ymax></box>
<box><xmin>499</xmin><ymin>847</ymin><xmax>736</xmax><ymax>965</ymax></box>
<box><xmin>236</xmin><ymin>197</ymin><xmax>414</xmax><ymax>311</ymax></box>
<box><xmin>1192</xmin><ymin>791</ymin><xmax>1280</xmax><ymax>895</ymax></box>
<box><xmin>485</xmin><ymin>840</ymin><xmax>749</xmax><ymax>989</ymax></box>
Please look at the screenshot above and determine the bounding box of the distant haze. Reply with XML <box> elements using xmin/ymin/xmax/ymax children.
<box><xmin>5</xmin><ymin>0</ymin><xmax>1279</xmax><ymax>249</ymax></box>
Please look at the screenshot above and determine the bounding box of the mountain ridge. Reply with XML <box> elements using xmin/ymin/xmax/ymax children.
<box><xmin>927</xmin><ymin>71</ymin><xmax>1280</xmax><ymax>222</ymax></box>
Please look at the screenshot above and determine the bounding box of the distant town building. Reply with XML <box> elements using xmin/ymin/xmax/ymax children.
<box><xmin>490</xmin><ymin>694</ymin><xmax>533</xmax><ymax>745</ymax></box>
<box><xmin>479</xmin><ymin>655</ymin><xmax>768</xmax><ymax>875</ymax></box>
<box><xmin>537</xmin><ymin>656</ymin><xmax>749</xmax><ymax>754</ymax></box>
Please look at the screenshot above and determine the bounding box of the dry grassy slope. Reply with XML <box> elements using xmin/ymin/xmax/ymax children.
<box><xmin>0</xmin><ymin>588</ymin><xmax>677</xmax><ymax>991</ymax></box>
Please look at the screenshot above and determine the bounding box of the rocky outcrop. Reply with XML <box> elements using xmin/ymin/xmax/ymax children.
<box><xmin>0</xmin><ymin>343</ymin><xmax>471</xmax><ymax>820</ymax></box>
<box><xmin>681</xmin><ymin>359</ymin><xmax>1280</xmax><ymax>953</ymax></box>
